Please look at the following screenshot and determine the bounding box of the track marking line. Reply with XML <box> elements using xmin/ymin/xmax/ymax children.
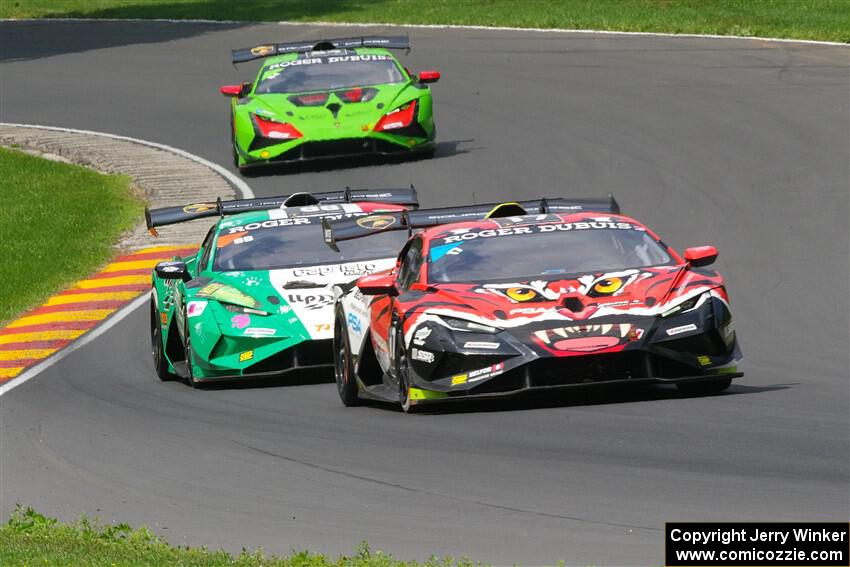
<box><xmin>0</xmin><ymin>330</ymin><xmax>86</xmax><ymax>342</ymax></box>
<box><xmin>0</xmin><ymin>246</ymin><xmax>196</xmax><ymax>390</ymax></box>
<box><xmin>0</xmin><ymin>123</ymin><xmax>252</xmax><ymax>394</ymax></box>
<box><xmin>46</xmin><ymin>292</ymin><xmax>139</xmax><ymax>305</ymax></box>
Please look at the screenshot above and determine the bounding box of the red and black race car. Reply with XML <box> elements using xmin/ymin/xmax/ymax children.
<box><xmin>325</xmin><ymin>198</ymin><xmax>743</xmax><ymax>412</ymax></box>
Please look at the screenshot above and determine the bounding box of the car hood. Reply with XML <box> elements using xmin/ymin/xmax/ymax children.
<box><xmin>415</xmin><ymin>265</ymin><xmax>725</xmax><ymax>326</ymax></box>
<box><xmin>246</xmin><ymin>81</ymin><xmax>414</xmax><ymax>137</ymax></box>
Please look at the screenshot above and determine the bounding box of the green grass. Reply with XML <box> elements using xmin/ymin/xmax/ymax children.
<box><xmin>0</xmin><ymin>507</ymin><xmax>483</xmax><ymax>567</ymax></box>
<box><xmin>0</xmin><ymin>148</ymin><xmax>141</xmax><ymax>324</ymax></box>
<box><xmin>3</xmin><ymin>0</ymin><xmax>849</xmax><ymax>42</ymax></box>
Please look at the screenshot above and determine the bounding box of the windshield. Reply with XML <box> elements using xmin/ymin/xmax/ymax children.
<box><xmin>255</xmin><ymin>55</ymin><xmax>405</xmax><ymax>94</ymax></box>
<box><xmin>427</xmin><ymin>223</ymin><xmax>674</xmax><ymax>283</ymax></box>
<box><xmin>213</xmin><ymin>221</ymin><xmax>407</xmax><ymax>271</ymax></box>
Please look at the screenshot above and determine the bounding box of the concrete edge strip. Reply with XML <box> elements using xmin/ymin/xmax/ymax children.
<box><xmin>0</xmin><ymin>125</ymin><xmax>253</xmax><ymax>396</ymax></box>
<box><xmin>1</xmin><ymin>17</ymin><xmax>847</xmax><ymax>47</ymax></box>
<box><xmin>0</xmin><ymin>123</ymin><xmax>254</xmax><ymax>199</ymax></box>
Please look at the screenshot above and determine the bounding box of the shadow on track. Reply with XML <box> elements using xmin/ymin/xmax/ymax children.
<box><xmin>190</xmin><ymin>368</ymin><xmax>335</xmax><ymax>391</ymax></box>
<box><xmin>239</xmin><ymin>139</ymin><xmax>475</xmax><ymax>178</ymax></box>
<box><xmin>362</xmin><ymin>381</ymin><xmax>792</xmax><ymax>415</ymax></box>
<box><xmin>0</xmin><ymin>20</ymin><xmax>248</xmax><ymax>63</ymax></box>
<box><xmin>21</xmin><ymin>0</ymin><xmax>386</xmax><ymax>23</ymax></box>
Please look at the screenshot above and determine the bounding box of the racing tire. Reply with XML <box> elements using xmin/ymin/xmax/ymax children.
<box><xmin>677</xmin><ymin>377</ymin><xmax>732</xmax><ymax>396</ymax></box>
<box><xmin>334</xmin><ymin>310</ymin><xmax>361</xmax><ymax>407</ymax></box>
<box><xmin>396</xmin><ymin>326</ymin><xmax>420</xmax><ymax>413</ymax></box>
<box><xmin>150</xmin><ymin>293</ymin><xmax>175</xmax><ymax>381</ymax></box>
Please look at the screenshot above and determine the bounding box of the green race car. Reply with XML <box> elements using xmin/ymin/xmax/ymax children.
<box><xmin>220</xmin><ymin>36</ymin><xmax>440</xmax><ymax>173</ymax></box>
<box><xmin>146</xmin><ymin>187</ymin><xmax>417</xmax><ymax>387</ymax></box>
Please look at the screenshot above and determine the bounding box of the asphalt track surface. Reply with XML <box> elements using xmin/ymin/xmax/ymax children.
<box><xmin>1</xmin><ymin>21</ymin><xmax>848</xmax><ymax>565</ymax></box>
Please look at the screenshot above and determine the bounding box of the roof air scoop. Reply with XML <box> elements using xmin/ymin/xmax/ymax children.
<box><xmin>312</xmin><ymin>40</ymin><xmax>337</xmax><ymax>51</ymax></box>
<box><xmin>283</xmin><ymin>192</ymin><xmax>321</xmax><ymax>207</ymax></box>
<box><xmin>485</xmin><ymin>202</ymin><xmax>528</xmax><ymax>219</ymax></box>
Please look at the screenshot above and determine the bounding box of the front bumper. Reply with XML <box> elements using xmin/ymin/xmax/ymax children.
<box><xmin>188</xmin><ymin>339</ymin><xmax>334</xmax><ymax>383</ymax></box>
<box><xmin>408</xmin><ymin>368</ymin><xmax>742</xmax><ymax>406</ymax></box>
<box><xmin>237</xmin><ymin>133</ymin><xmax>434</xmax><ymax>168</ymax></box>
<box><xmin>405</xmin><ymin>339</ymin><xmax>743</xmax><ymax>406</ymax></box>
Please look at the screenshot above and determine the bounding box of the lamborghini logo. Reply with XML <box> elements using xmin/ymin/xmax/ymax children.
<box><xmin>356</xmin><ymin>215</ymin><xmax>397</xmax><ymax>230</ymax></box>
<box><xmin>183</xmin><ymin>203</ymin><xmax>217</xmax><ymax>214</ymax></box>
<box><xmin>250</xmin><ymin>45</ymin><xmax>276</xmax><ymax>56</ymax></box>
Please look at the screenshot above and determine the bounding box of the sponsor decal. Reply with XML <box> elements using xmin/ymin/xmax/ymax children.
<box><xmin>441</xmin><ymin>221</ymin><xmax>640</xmax><ymax>244</ymax></box>
<box><xmin>292</xmin><ymin>263</ymin><xmax>376</xmax><ymax>277</ymax></box>
<box><xmin>411</xmin><ymin>348</ymin><xmax>435</xmax><ymax>364</ymax></box>
<box><xmin>196</xmin><ymin>283</ymin><xmax>259</xmax><ymax>309</ymax></box>
<box><xmin>347</xmin><ymin>312</ymin><xmax>362</xmax><ymax>333</ymax></box>
<box><xmin>356</xmin><ymin>215</ymin><xmax>397</xmax><ymax>230</ymax></box>
<box><xmin>697</xmin><ymin>355</ymin><xmax>712</xmax><ymax>366</ymax></box>
<box><xmin>266</xmin><ymin>57</ymin><xmax>322</xmax><ymax>71</ymax></box>
<box><xmin>239</xmin><ymin>350</ymin><xmax>254</xmax><ymax>362</ymax></box>
<box><xmin>266</xmin><ymin>54</ymin><xmax>391</xmax><ymax>71</ymax></box>
<box><xmin>666</xmin><ymin>323</ymin><xmax>698</xmax><ymax>336</ymax></box>
<box><xmin>510</xmin><ymin>307</ymin><xmax>548</xmax><ymax>315</ymax></box>
<box><xmin>183</xmin><ymin>202</ymin><xmax>217</xmax><ymax>214</ymax></box>
<box><xmin>245</xmin><ymin>276</ymin><xmax>261</xmax><ymax>286</ymax></box>
<box><xmin>231</xmin><ymin>314</ymin><xmax>250</xmax><ymax>329</ymax></box>
<box><xmin>463</xmin><ymin>341</ymin><xmax>500</xmax><ymax>350</ymax></box>
<box><xmin>244</xmin><ymin>327</ymin><xmax>275</xmax><ymax>337</ymax></box>
<box><xmin>224</xmin><ymin>217</ymin><xmax>310</xmax><ymax>234</ymax></box>
<box><xmin>186</xmin><ymin>300</ymin><xmax>207</xmax><ymax>318</ymax></box>
<box><xmin>279</xmin><ymin>305</ymin><xmax>292</xmax><ymax>314</ymax></box>
<box><xmin>453</xmin><ymin>362</ymin><xmax>506</xmax><ymax>385</ymax></box>
<box><xmin>315</xmin><ymin>323</ymin><xmax>331</xmax><ymax>333</ymax></box>
<box><xmin>412</xmin><ymin>326</ymin><xmax>432</xmax><ymax>346</ymax></box>
<box><xmin>251</xmin><ymin>44</ymin><xmax>276</xmax><ymax>56</ymax></box>
<box><xmin>287</xmin><ymin>293</ymin><xmax>334</xmax><ymax>311</ymax></box>
<box><xmin>160</xmin><ymin>311</ymin><xmax>168</xmax><ymax>325</ymax></box>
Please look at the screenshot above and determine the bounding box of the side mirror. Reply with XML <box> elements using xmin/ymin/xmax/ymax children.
<box><xmin>155</xmin><ymin>261</ymin><xmax>191</xmax><ymax>282</ymax></box>
<box><xmin>684</xmin><ymin>246</ymin><xmax>718</xmax><ymax>268</ymax></box>
<box><xmin>357</xmin><ymin>273</ymin><xmax>398</xmax><ymax>296</ymax></box>
<box><xmin>219</xmin><ymin>84</ymin><xmax>243</xmax><ymax>97</ymax></box>
<box><xmin>417</xmin><ymin>71</ymin><xmax>440</xmax><ymax>84</ymax></box>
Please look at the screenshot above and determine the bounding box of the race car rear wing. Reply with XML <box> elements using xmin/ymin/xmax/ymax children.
<box><xmin>145</xmin><ymin>185</ymin><xmax>418</xmax><ymax>236</ymax></box>
<box><xmin>322</xmin><ymin>196</ymin><xmax>620</xmax><ymax>249</ymax></box>
<box><xmin>232</xmin><ymin>36</ymin><xmax>410</xmax><ymax>64</ymax></box>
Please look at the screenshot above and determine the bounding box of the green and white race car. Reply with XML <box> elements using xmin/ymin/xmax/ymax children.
<box><xmin>146</xmin><ymin>188</ymin><xmax>416</xmax><ymax>387</ymax></box>
<box><xmin>221</xmin><ymin>36</ymin><xmax>440</xmax><ymax>172</ymax></box>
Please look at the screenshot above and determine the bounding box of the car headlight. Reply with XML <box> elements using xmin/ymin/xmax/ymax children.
<box><xmin>435</xmin><ymin>315</ymin><xmax>501</xmax><ymax>334</ymax></box>
<box><xmin>221</xmin><ymin>303</ymin><xmax>268</xmax><ymax>316</ymax></box>
<box><xmin>374</xmin><ymin>100</ymin><xmax>417</xmax><ymax>132</ymax></box>
<box><xmin>661</xmin><ymin>292</ymin><xmax>707</xmax><ymax>318</ymax></box>
<box><xmin>196</xmin><ymin>282</ymin><xmax>264</xmax><ymax>311</ymax></box>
